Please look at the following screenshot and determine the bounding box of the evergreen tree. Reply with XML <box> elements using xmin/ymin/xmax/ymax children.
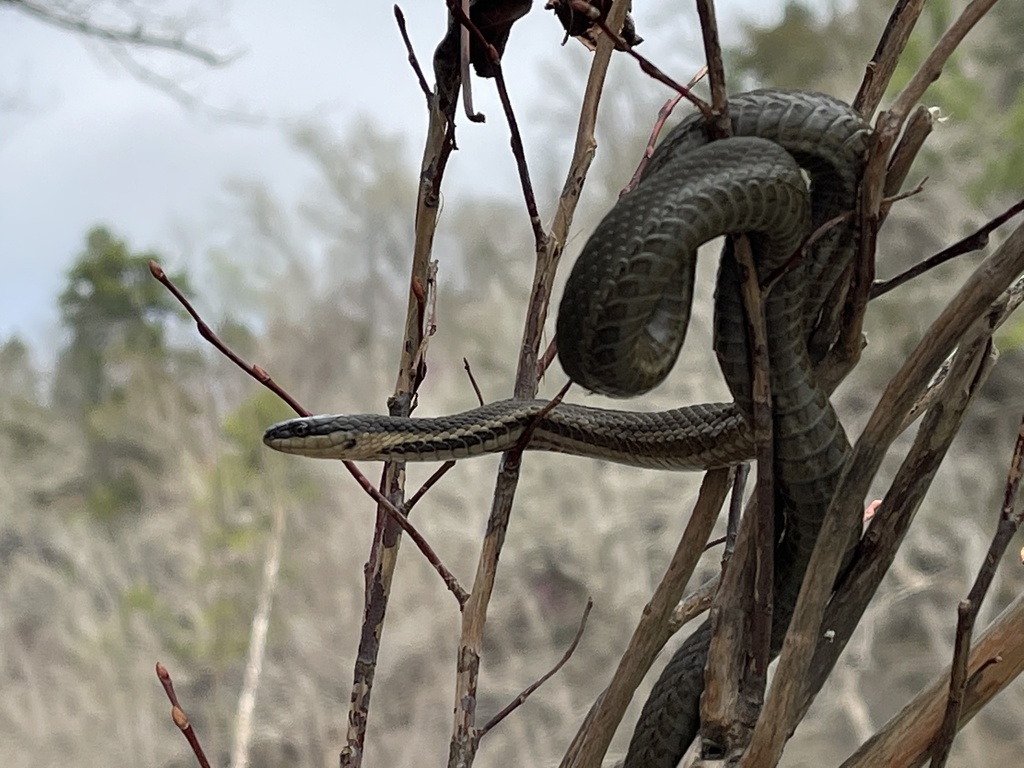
<box><xmin>53</xmin><ymin>226</ymin><xmax>190</xmax><ymax>413</ymax></box>
<box><xmin>52</xmin><ymin>226</ymin><xmax>194</xmax><ymax>521</ymax></box>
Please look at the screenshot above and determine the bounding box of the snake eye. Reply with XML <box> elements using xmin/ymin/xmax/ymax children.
<box><xmin>291</xmin><ymin>421</ymin><xmax>310</xmax><ymax>438</ymax></box>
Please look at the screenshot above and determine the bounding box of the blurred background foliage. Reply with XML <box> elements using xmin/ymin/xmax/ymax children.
<box><xmin>1</xmin><ymin>1</ymin><xmax>1022</xmax><ymax>767</ymax></box>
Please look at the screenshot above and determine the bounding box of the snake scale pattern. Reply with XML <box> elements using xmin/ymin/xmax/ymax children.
<box><xmin>263</xmin><ymin>89</ymin><xmax>870</xmax><ymax>766</ymax></box>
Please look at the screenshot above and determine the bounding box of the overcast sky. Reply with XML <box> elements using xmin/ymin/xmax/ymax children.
<box><xmin>0</xmin><ymin>1</ymin><xmax>782</xmax><ymax>352</ymax></box>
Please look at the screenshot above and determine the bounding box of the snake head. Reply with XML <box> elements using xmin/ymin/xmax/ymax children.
<box><xmin>263</xmin><ymin>415</ymin><xmax>360</xmax><ymax>458</ymax></box>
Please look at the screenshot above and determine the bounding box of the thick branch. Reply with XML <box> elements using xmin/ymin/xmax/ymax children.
<box><xmin>840</xmin><ymin>590</ymin><xmax>1024</xmax><ymax>768</ymax></box>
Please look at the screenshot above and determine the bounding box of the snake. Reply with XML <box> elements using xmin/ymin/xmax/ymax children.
<box><xmin>263</xmin><ymin>90</ymin><xmax>870</xmax><ymax>766</ymax></box>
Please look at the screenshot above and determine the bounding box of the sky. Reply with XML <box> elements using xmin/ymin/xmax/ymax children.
<box><xmin>0</xmin><ymin>0</ymin><xmax>782</xmax><ymax>353</ymax></box>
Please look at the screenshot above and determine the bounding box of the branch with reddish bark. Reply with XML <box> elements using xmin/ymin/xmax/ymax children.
<box><xmin>148</xmin><ymin>262</ymin><xmax>465</xmax><ymax>605</ymax></box>
<box><xmin>156</xmin><ymin>662</ymin><xmax>212</xmax><ymax>768</ymax></box>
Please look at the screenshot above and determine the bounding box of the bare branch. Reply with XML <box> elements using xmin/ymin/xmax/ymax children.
<box><xmin>841</xmin><ymin>589</ymin><xmax>1024</xmax><ymax>768</ymax></box>
<box><xmin>853</xmin><ymin>0</ymin><xmax>926</xmax><ymax>118</ymax></box>
<box><xmin>701</xmin><ymin>243</ymin><xmax>774</xmax><ymax>754</ymax></box>
<box><xmin>341</xmin><ymin>57</ymin><xmax>457</xmax><ymax>766</ymax></box>
<box><xmin>404</xmin><ymin>461</ymin><xmax>458</xmax><ymax>514</ymax></box>
<box><xmin>883</xmin><ymin>105</ymin><xmax>934</xmax><ymax>198</ymax></box>
<box><xmin>561</xmin><ymin>468</ymin><xmax>732</xmax><ymax>768</ymax></box>
<box><xmin>9</xmin><ymin>0</ymin><xmax>238</xmax><ymax>65</ymax></box>
<box><xmin>695</xmin><ymin>0</ymin><xmax>728</xmax><ymax>129</ymax></box>
<box><xmin>568</xmin><ymin>1</ymin><xmax>708</xmax><ymax>115</ymax></box>
<box><xmin>724</xmin><ymin>462</ymin><xmax>750</xmax><ymax>560</ymax></box>
<box><xmin>885</xmin><ymin>0</ymin><xmax>999</xmax><ymax>126</ymax></box>
<box><xmin>156</xmin><ymin>662</ymin><xmax>213</xmax><ymax>768</ymax></box>
<box><xmin>479</xmin><ymin>598</ymin><xmax>594</xmax><ymax>738</ymax></box>
<box><xmin>462</xmin><ymin>358</ymin><xmax>486</xmax><ymax>406</ymax></box>
<box><xmin>872</xmin><ymin>197</ymin><xmax>1024</xmax><ymax>299</ymax></box>
<box><xmin>147</xmin><ymin>262</ymin><xmax>467</xmax><ymax>610</ymax></box>
<box><xmin>394</xmin><ymin>5</ymin><xmax>432</xmax><ymax>104</ymax></box>
<box><xmin>929</xmin><ymin>413</ymin><xmax>1024</xmax><ymax>766</ymax></box>
<box><xmin>621</xmin><ymin>66</ymin><xmax>708</xmax><ymax>196</ymax></box>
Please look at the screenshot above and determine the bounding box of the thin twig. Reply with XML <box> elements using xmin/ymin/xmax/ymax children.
<box><xmin>394</xmin><ymin>5</ymin><xmax>432</xmax><ymax>104</ymax></box>
<box><xmin>410</xmin><ymin>260</ymin><xmax>440</xmax><ymax>374</ymax></box>
<box><xmin>463</xmin><ymin>358</ymin><xmax>486</xmax><ymax>406</ymax></box>
<box><xmin>621</xmin><ymin>65</ymin><xmax>708</xmax><ymax>195</ymax></box>
<box><xmin>405</xmin><ymin>461</ymin><xmax>458</xmax><ymax>514</ymax></box>
<box><xmin>149</xmin><ymin>261</ymin><xmax>309</xmax><ymax>418</ymax></box>
<box><xmin>872</xmin><ymin>197</ymin><xmax>1024</xmax><ymax>299</ymax></box>
<box><xmin>537</xmin><ymin>338</ymin><xmax>559</xmax><ymax>382</ymax></box>
<box><xmin>569</xmin><ymin>0</ymin><xmax>708</xmax><ymax>115</ymax></box>
<box><xmin>883</xmin><ymin>105</ymin><xmax>934</xmax><ymax>199</ymax></box>
<box><xmin>723</xmin><ymin>463</ymin><xmax>749</xmax><ymax>560</ymax></box>
<box><xmin>507</xmin><ymin>381</ymin><xmax>572</xmax><ymax>468</ymax></box>
<box><xmin>770</xmin><ymin>181</ymin><xmax>927</xmax><ymax>294</ymax></box>
<box><xmin>705</xmin><ymin>535</ymin><xmax>727</xmax><ymax>551</ymax></box>
<box><xmin>148</xmin><ymin>262</ymin><xmax>467</xmax><ymax>606</ymax></box>
<box><xmin>479</xmin><ymin>598</ymin><xmax>594</xmax><ymax>737</ymax></box>
<box><xmin>156</xmin><ymin>662</ymin><xmax>212</xmax><ymax>768</ymax></box>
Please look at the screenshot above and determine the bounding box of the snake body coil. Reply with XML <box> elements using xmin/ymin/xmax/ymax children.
<box><xmin>263</xmin><ymin>90</ymin><xmax>869</xmax><ymax>767</ymax></box>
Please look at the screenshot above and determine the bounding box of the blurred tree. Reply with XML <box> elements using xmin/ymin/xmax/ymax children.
<box><xmin>54</xmin><ymin>226</ymin><xmax>190</xmax><ymax>412</ymax></box>
<box><xmin>729</xmin><ymin>2</ymin><xmax>860</xmax><ymax>93</ymax></box>
<box><xmin>728</xmin><ymin>0</ymin><xmax>1022</xmax><ymax>204</ymax></box>
<box><xmin>0</xmin><ymin>335</ymin><xmax>38</xmax><ymax>404</ymax></box>
<box><xmin>2</xmin><ymin>0</ymin><xmax>239</xmax><ymax>116</ymax></box>
<box><xmin>293</xmin><ymin>119</ymin><xmax>416</xmax><ymax>343</ymax></box>
<box><xmin>52</xmin><ymin>226</ymin><xmax>197</xmax><ymax>521</ymax></box>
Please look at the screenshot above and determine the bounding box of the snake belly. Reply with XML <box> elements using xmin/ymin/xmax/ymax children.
<box><xmin>554</xmin><ymin>90</ymin><xmax>867</xmax><ymax>766</ymax></box>
<box><xmin>262</xmin><ymin>89</ymin><xmax>869</xmax><ymax>767</ymax></box>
